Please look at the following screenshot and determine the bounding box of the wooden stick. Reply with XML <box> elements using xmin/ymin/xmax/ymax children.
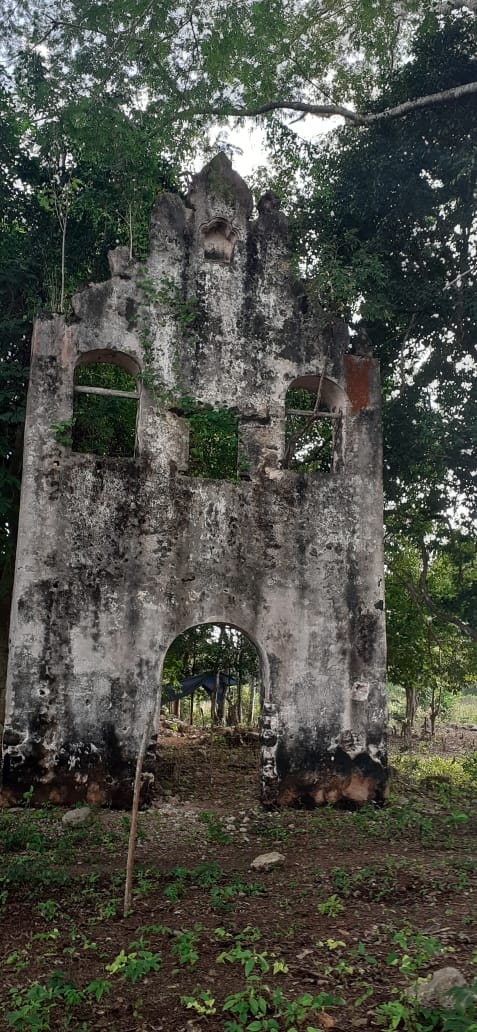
<box><xmin>74</xmin><ymin>385</ymin><xmax>140</xmax><ymax>399</ymax></box>
<box><xmin>124</xmin><ymin>712</ymin><xmax>154</xmax><ymax>916</ymax></box>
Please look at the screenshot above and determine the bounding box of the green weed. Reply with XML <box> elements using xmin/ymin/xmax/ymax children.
<box><xmin>221</xmin><ymin>984</ymin><xmax>342</xmax><ymax>1032</ymax></box>
<box><xmin>0</xmin><ymin>819</ymin><xmax>47</xmax><ymax>854</ymax></box>
<box><xmin>210</xmin><ymin>875</ymin><xmax>267</xmax><ymax>912</ymax></box>
<box><xmin>36</xmin><ymin>899</ymin><xmax>60</xmax><ymax>921</ymax></box>
<box><xmin>171</xmin><ymin>927</ymin><xmax>202</xmax><ymax>967</ymax></box>
<box><xmin>317</xmin><ymin>894</ymin><xmax>344</xmax><ymax>917</ymax></box>
<box><xmin>181</xmin><ymin>987</ymin><xmax>216</xmax><ymax>1016</ymax></box>
<box><xmin>376</xmin><ymin>980</ymin><xmax>477</xmax><ymax>1032</ymax></box>
<box><xmin>198</xmin><ymin>811</ymin><xmax>233</xmax><ymax>844</ymax></box>
<box><xmin>386</xmin><ymin>929</ymin><xmax>445</xmax><ymax>974</ymax></box>
<box><xmin>392</xmin><ymin>752</ymin><xmax>477</xmax><ymax>792</ymax></box>
<box><xmin>106</xmin><ymin>946</ymin><xmax>161</xmax><ymax>983</ymax></box>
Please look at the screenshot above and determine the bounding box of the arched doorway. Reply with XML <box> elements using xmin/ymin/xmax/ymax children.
<box><xmin>160</xmin><ymin>623</ymin><xmax>262</xmax><ymax>729</ymax></box>
<box><xmin>155</xmin><ymin>624</ymin><xmax>265</xmax><ymax>807</ymax></box>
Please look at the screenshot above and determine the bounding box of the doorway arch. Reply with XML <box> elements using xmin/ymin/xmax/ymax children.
<box><xmin>154</xmin><ymin>622</ymin><xmax>272</xmax><ymax>806</ymax></box>
<box><xmin>160</xmin><ymin>622</ymin><xmax>266</xmax><ymax>729</ymax></box>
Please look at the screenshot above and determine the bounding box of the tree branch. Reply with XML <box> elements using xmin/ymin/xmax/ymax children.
<box><xmin>199</xmin><ymin>80</ymin><xmax>477</xmax><ymax>128</ymax></box>
<box><xmin>399</xmin><ymin>314</ymin><xmax>417</xmax><ymax>395</ymax></box>
<box><xmin>442</xmin><ymin>0</ymin><xmax>477</xmax><ymax>9</ymax></box>
<box><xmin>416</xmin><ymin>539</ymin><xmax>477</xmax><ymax>642</ymax></box>
<box><xmin>203</xmin><ymin>99</ymin><xmax>364</xmax><ymax>125</ymax></box>
<box><xmin>365</xmin><ymin>80</ymin><xmax>477</xmax><ymax>124</ymax></box>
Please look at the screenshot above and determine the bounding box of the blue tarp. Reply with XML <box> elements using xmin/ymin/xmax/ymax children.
<box><xmin>162</xmin><ymin>671</ymin><xmax>237</xmax><ymax>703</ymax></box>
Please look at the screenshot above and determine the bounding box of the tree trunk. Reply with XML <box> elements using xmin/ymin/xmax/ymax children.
<box><xmin>237</xmin><ymin>677</ymin><xmax>242</xmax><ymax>724</ymax></box>
<box><xmin>0</xmin><ymin>594</ymin><xmax>11</xmax><ymax>728</ymax></box>
<box><xmin>403</xmin><ymin>685</ymin><xmax>418</xmax><ymax>747</ymax></box>
<box><xmin>216</xmin><ymin>684</ymin><xmax>226</xmax><ymax>724</ymax></box>
<box><xmin>405</xmin><ymin>685</ymin><xmax>417</xmax><ymax>728</ymax></box>
<box><xmin>60</xmin><ymin>213</ymin><xmax>67</xmax><ymax>314</ymax></box>
<box><xmin>247</xmin><ymin>679</ymin><xmax>257</xmax><ymax>725</ymax></box>
<box><xmin>237</xmin><ymin>650</ymin><xmax>243</xmax><ymax>723</ymax></box>
<box><xmin>429</xmin><ymin>683</ymin><xmax>442</xmax><ymax>737</ymax></box>
<box><xmin>128</xmin><ymin>203</ymin><xmax>133</xmax><ymax>260</ymax></box>
<box><xmin>211</xmin><ymin>671</ymin><xmax>219</xmax><ymax>725</ymax></box>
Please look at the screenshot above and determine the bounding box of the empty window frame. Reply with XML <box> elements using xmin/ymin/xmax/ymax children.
<box><xmin>186</xmin><ymin>405</ymin><xmax>239</xmax><ymax>480</ymax></box>
<box><xmin>72</xmin><ymin>352</ymin><xmax>140</xmax><ymax>458</ymax></box>
<box><xmin>284</xmin><ymin>376</ymin><xmax>344</xmax><ymax>473</ymax></box>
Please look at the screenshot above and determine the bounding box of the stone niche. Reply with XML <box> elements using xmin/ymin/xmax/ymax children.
<box><xmin>1</xmin><ymin>153</ymin><xmax>387</xmax><ymax>808</ymax></box>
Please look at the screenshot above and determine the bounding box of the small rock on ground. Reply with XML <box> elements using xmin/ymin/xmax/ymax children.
<box><xmin>250</xmin><ymin>851</ymin><xmax>285</xmax><ymax>871</ymax></box>
<box><xmin>61</xmin><ymin>806</ymin><xmax>92</xmax><ymax>826</ymax></box>
<box><xmin>413</xmin><ymin>967</ymin><xmax>467</xmax><ymax>1008</ymax></box>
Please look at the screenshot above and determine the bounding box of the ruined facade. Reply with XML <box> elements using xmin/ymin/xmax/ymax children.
<box><xmin>1</xmin><ymin>155</ymin><xmax>387</xmax><ymax>807</ymax></box>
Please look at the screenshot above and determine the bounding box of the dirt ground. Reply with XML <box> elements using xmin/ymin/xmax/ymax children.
<box><xmin>1</xmin><ymin>727</ymin><xmax>476</xmax><ymax>1031</ymax></box>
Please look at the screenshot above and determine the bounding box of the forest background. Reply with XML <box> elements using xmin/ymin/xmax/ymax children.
<box><xmin>0</xmin><ymin>0</ymin><xmax>476</xmax><ymax>730</ymax></box>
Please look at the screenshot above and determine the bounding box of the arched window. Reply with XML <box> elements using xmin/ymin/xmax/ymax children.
<box><xmin>72</xmin><ymin>350</ymin><xmax>140</xmax><ymax>458</ymax></box>
<box><xmin>284</xmin><ymin>375</ymin><xmax>345</xmax><ymax>473</ymax></box>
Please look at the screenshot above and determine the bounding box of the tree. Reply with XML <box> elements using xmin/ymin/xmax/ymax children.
<box><xmin>286</xmin><ymin>17</ymin><xmax>477</xmax><ymax>679</ymax></box>
<box><xmin>186</xmin><ymin>407</ymin><xmax>241</xmax><ymax>482</ymax></box>
<box><xmin>3</xmin><ymin>1</ymin><xmax>477</xmax><ymax>133</ymax></box>
<box><xmin>72</xmin><ymin>362</ymin><xmax>139</xmax><ymax>458</ymax></box>
<box><xmin>0</xmin><ymin>69</ymin><xmax>178</xmax><ymax>568</ymax></box>
<box><xmin>386</xmin><ymin>535</ymin><xmax>477</xmax><ymax>732</ymax></box>
<box><xmin>0</xmin><ymin>87</ymin><xmax>42</xmax><ymax>587</ymax></box>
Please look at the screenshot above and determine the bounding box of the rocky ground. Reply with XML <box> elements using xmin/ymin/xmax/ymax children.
<box><xmin>1</xmin><ymin>726</ymin><xmax>476</xmax><ymax>1031</ymax></box>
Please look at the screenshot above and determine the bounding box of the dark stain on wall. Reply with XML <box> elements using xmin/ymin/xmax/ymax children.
<box><xmin>275</xmin><ymin>736</ymin><xmax>387</xmax><ymax>809</ymax></box>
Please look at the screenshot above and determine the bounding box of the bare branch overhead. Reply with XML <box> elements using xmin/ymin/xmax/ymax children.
<box><xmin>200</xmin><ymin>80</ymin><xmax>477</xmax><ymax>128</ymax></box>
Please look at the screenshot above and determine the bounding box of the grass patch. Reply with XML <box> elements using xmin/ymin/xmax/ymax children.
<box><xmin>392</xmin><ymin>751</ymin><xmax>477</xmax><ymax>790</ymax></box>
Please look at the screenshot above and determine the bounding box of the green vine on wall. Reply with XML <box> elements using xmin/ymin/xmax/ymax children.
<box><xmin>51</xmin><ymin>418</ymin><xmax>76</xmax><ymax>447</ymax></box>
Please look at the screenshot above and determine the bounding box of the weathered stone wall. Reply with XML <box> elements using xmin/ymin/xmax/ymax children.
<box><xmin>1</xmin><ymin>154</ymin><xmax>387</xmax><ymax>807</ymax></box>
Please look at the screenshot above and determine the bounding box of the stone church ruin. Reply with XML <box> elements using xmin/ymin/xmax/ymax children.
<box><xmin>1</xmin><ymin>154</ymin><xmax>387</xmax><ymax>808</ymax></box>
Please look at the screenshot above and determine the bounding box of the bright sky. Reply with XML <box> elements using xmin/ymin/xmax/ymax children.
<box><xmin>206</xmin><ymin>115</ymin><xmax>342</xmax><ymax>179</ymax></box>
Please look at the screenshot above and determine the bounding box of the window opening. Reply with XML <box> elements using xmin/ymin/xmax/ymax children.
<box><xmin>179</xmin><ymin>404</ymin><xmax>239</xmax><ymax>480</ymax></box>
<box><xmin>72</xmin><ymin>359</ymin><xmax>139</xmax><ymax>457</ymax></box>
<box><xmin>284</xmin><ymin>380</ymin><xmax>342</xmax><ymax>473</ymax></box>
<box><xmin>161</xmin><ymin>623</ymin><xmax>261</xmax><ymax>729</ymax></box>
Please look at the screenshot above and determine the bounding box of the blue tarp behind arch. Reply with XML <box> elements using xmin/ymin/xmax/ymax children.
<box><xmin>162</xmin><ymin>671</ymin><xmax>237</xmax><ymax>704</ymax></box>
